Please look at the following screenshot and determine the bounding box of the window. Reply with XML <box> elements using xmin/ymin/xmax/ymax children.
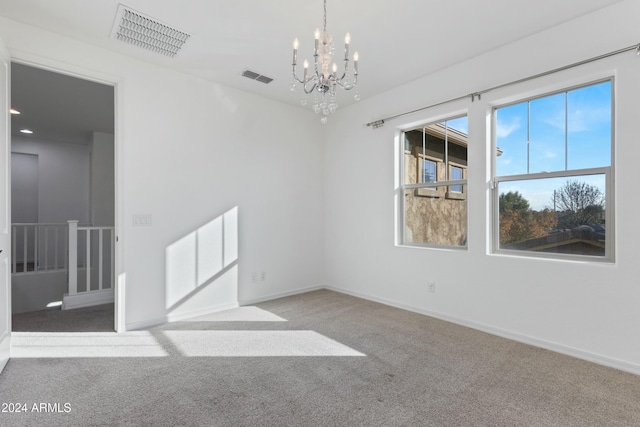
<box><xmin>421</xmin><ymin>159</ymin><xmax>437</xmax><ymax>183</ymax></box>
<box><xmin>449</xmin><ymin>165</ymin><xmax>463</xmax><ymax>193</ymax></box>
<box><xmin>401</xmin><ymin>115</ymin><xmax>468</xmax><ymax>247</ymax></box>
<box><xmin>493</xmin><ymin>80</ymin><xmax>613</xmax><ymax>260</ymax></box>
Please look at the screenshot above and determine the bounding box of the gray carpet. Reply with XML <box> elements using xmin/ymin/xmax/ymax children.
<box><xmin>11</xmin><ymin>303</ymin><xmax>114</xmax><ymax>332</ymax></box>
<box><xmin>1</xmin><ymin>290</ymin><xmax>639</xmax><ymax>427</ymax></box>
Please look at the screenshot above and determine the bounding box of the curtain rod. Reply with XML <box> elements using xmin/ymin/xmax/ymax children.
<box><xmin>365</xmin><ymin>43</ymin><xmax>640</xmax><ymax>129</ymax></box>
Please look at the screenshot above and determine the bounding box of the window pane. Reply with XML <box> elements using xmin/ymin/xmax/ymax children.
<box><xmin>403</xmin><ymin>133</ymin><xmax>418</xmax><ymax>185</ymax></box>
<box><xmin>496</xmin><ymin>80</ymin><xmax>612</xmax><ymax>176</ymax></box>
<box><xmin>567</xmin><ymin>81</ymin><xmax>612</xmax><ymax>169</ymax></box>
<box><xmin>402</xmin><ymin>115</ymin><xmax>468</xmax><ymax>248</ymax></box>
<box><xmin>403</xmin><ymin>118</ymin><xmax>468</xmax><ymax>186</ymax></box>
<box><xmin>498</xmin><ymin>174</ymin><xmax>606</xmax><ymax>257</ymax></box>
<box><xmin>404</xmin><ymin>184</ymin><xmax>467</xmax><ymax>247</ymax></box>
<box><xmin>445</xmin><ymin>116</ymin><xmax>468</xmax><ymax>135</ymax></box>
<box><xmin>443</xmin><ymin>117</ymin><xmax>468</xmax><ymax>171</ymax></box>
<box><xmin>496</xmin><ymin>103</ymin><xmax>528</xmax><ymax>176</ymax></box>
<box><xmin>529</xmin><ymin>92</ymin><xmax>566</xmax><ymax>173</ymax></box>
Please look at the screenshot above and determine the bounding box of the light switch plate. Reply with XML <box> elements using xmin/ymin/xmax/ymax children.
<box><xmin>133</xmin><ymin>214</ymin><xmax>152</xmax><ymax>226</ymax></box>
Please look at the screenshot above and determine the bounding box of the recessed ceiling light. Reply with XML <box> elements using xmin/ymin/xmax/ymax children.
<box><xmin>10</xmin><ymin>108</ymin><xmax>20</xmax><ymax>115</ymax></box>
<box><xmin>20</xmin><ymin>129</ymin><xmax>33</xmax><ymax>134</ymax></box>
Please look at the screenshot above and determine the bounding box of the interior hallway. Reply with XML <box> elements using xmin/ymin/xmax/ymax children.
<box><xmin>12</xmin><ymin>304</ymin><xmax>114</xmax><ymax>332</ymax></box>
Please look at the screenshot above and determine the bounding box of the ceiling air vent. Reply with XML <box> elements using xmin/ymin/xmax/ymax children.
<box><xmin>110</xmin><ymin>4</ymin><xmax>190</xmax><ymax>58</ymax></box>
<box><xmin>241</xmin><ymin>69</ymin><xmax>274</xmax><ymax>84</ymax></box>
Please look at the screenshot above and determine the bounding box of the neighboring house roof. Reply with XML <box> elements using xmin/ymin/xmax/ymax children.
<box><xmin>422</xmin><ymin>123</ymin><xmax>503</xmax><ymax>156</ymax></box>
<box><xmin>503</xmin><ymin>225</ymin><xmax>605</xmax><ymax>255</ymax></box>
<box><xmin>424</xmin><ymin>123</ymin><xmax>468</xmax><ymax>148</ymax></box>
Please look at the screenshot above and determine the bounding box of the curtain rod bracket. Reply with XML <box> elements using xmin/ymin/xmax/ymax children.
<box><xmin>471</xmin><ymin>93</ymin><xmax>481</xmax><ymax>102</ymax></box>
<box><xmin>366</xmin><ymin>119</ymin><xmax>385</xmax><ymax>129</ymax></box>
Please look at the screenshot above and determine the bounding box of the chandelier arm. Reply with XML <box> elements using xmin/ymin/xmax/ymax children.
<box><xmin>335</xmin><ymin>82</ymin><xmax>354</xmax><ymax>90</ymax></box>
<box><xmin>292</xmin><ymin>73</ymin><xmax>308</xmax><ymax>85</ymax></box>
<box><xmin>331</xmin><ymin>58</ymin><xmax>350</xmax><ymax>82</ymax></box>
<box><xmin>335</xmin><ymin>75</ymin><xmax>358</xmax><ymax>90</ymax></box>
<box><xmin>303</xmin><ymin>82</ymin><xmax>318</xmax><ymax>94</ymax></box>
<box><xmin>335</xmin><ymin>71</ymin><xmax>347</xmax><ymax>82</ymax></box>
<box><xmin>292</xmin><ymin>69</ymin><xmax>306</xmax><ymax>84</ymax></box>
<box><xmin>293</xmin><ymin>65</ymin><xmax>317</xmax><ymax>85</ymax></box>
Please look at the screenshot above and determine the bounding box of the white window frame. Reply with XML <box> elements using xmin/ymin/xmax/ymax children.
<box><xmin>491</xmin><ymin>78</ymin><xmax>615</xmax><ymax>262</ymax></box>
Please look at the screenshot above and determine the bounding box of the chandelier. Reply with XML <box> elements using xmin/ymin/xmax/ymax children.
<box><xmin>290</xmin><ymin>0</ymin><xmax>359</xmax><ymax>124</ymax></box>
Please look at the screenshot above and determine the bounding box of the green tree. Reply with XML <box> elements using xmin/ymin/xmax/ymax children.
<box><xmin>499</xmin><ymin>191</ymin><xmax>530</xmax><ymax>214</ymax></box>
<box><xmin>499</xmin><ymin>191</ymin><xmax>557</xmax><ymax>245</ymax></box>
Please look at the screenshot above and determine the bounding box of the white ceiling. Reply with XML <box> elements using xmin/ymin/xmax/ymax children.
<box><xmin>0</xmin><ymin>0</ymin><xmax>625</xmax><ymax>140</ymax></box>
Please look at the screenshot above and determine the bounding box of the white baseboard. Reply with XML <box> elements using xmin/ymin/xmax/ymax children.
<box><xmin>239</xmin><ymin>284</ymin><xmax>324</xmax><ymax>306</ymax></box>
<box><xmin>125</xmin><ymin>316</ymin><xmax>168</xmax><ymax>332</ymax></box>
<box><xmin>126</xmin><ymin>285</ymin><xmax>324</xmax><ymax>331</ymax></box>
<box><xmin>0</xmin><ymin>332</ymin><xmax>9</xmax><ymax>374</ymax></box>
<box><xmin>325</xmin><ymin>285</ymin><xmax>640</xmax><ymax>376</ymax></box>
<box><xmin>166</xmin><ymin>302</ymin><xmax>240</xmax><ymax>323</ymax></box>
<box><xmin>126</xmin><ymin>302</ymin><xmax>243</xmax><ymax>331</ymax></box>
<box><xmin>62</xmin><ymin>289</ymin><xmax>114</xmax><ymax>311</ymax></box>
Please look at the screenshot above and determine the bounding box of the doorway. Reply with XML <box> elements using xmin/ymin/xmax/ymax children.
<box><xmin>10</xmin><ymin>62</ymin><xmax>116</xmax><ymax>332</ymax></box>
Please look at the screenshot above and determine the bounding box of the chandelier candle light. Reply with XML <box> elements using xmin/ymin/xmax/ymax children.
<box><xmin>290</xmin><ymin>0</ymin><xmax>359</xmax><ymax>124</ymax></box>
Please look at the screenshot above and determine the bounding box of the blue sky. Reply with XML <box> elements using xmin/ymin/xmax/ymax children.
<box><xmin>495</xmin><ymin>81</ymin><xmax>611</xmax><ymax>210</ymax></box>
<box><xmin>443</xmin><ymin>116</ymin><xmax>468</xmax><ymax>135</ymax></box>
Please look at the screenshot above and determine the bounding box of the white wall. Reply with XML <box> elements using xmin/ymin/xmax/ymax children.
<box><xmin>11</xmin><ymin>152</ymin><xmax>38</xmax><ymax>264</ymax></box>
<box><xmin>90</xmin><ymin>131</ymin><xmax>114</xmax><ymax>226</ymax></box>
<box><xmin>12</xmin><ymin>271</ymin><xmax>67</xmax><ymax>314</ymax></box>
<box><xmin>11</xmin><ymin>152</ymin><xmax>38</xmax><ymax>223</ymax></box>
<box><xmin>12</xmin><ymin>136</ymin><xmax>90</xmax><ymax>224</ymax></box>
<box><xmin>0</xmin><ymin>17</ymin><xmax>325</xmax><ymax>329</ymax></box>
<box><xmin>324</xmin><ymin>0</ymin><xmax>640</xmax><ymax>374</ymax></box>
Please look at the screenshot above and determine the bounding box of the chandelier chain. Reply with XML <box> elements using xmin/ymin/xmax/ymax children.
<box><xmin>323</xmin><ymin>0</ymin><xmax>327</xmax><ymax>32</ymax></box>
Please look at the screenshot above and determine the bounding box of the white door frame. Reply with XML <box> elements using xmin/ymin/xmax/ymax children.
<box><xmin>0</xmin><ymin>36</ymin><xmax>12</xmax><ymax>374</ymax></box>
<box><xmin>10</xmin><ymin>52</ymin><xmax>125</xmax><ymax>332</ymax></box>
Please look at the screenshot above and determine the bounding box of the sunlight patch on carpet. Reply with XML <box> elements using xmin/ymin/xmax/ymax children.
<box><xmin>11</xmin><ymin>332</ymin><xmax>168</xmax><ymax>358</ymax></box>
<box><xmin>163</xmin><ymin>330</ymin><xmax>366</xmax><ymax>357</ymax></box>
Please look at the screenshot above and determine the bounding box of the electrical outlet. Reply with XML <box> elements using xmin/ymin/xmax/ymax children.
<box><xmin>427</xmin><ymin>281</ymin><xmax>436</xmax><ymax>293</ymax></box>
<box><xmin>261</xmin><ymin>272</ymin><xmax>266</xmax><ymax>281</ymax></box>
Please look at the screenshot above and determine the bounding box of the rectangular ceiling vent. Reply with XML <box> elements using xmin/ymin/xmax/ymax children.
<box><xmin>241</xmin><ymin>69</ymin><xmax>274</xmax><ymax>84</ymax></box>
<box><xmin>110</xmin><ymin>4</ymin><xmax>190</xmax><ymax>58</ymax></box>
